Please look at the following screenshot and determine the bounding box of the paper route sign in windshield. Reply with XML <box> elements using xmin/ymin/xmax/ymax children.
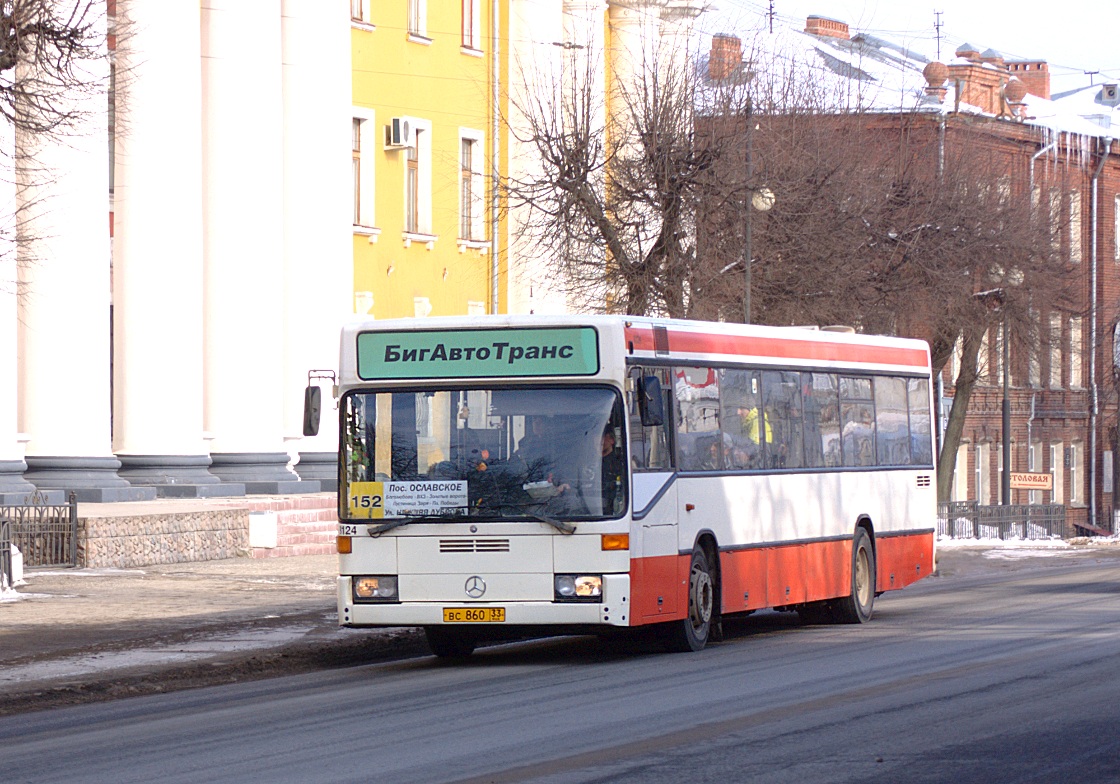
<box><xmin>347</xmin><ymin>480</ymin><xmax>468</xmax><ymax>519</ymax></box>
<box><xmin>356</xmin><ymin>326</ymin><xmax>599</xmax><ymax>379</ymax></box>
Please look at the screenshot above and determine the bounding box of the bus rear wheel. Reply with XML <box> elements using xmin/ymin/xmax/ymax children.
<box><xmin>424</xmin><ymin>627</ymin><xmax>477</xmax><ymax>658</ymax></box>
<box><xmin>833</xmin><ymin>527</ymin><xmax>875</xmax><ymax>624</ymax></box>
<box><xmin>666</xmin><ymin>547</ymin><xmax>715</xmax><ymax>652</ymax></box>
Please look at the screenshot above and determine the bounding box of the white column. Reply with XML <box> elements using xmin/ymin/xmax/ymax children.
<box><xmin>607</xmin><ymin>0</ymin><xmax>662</xmax><ymax>146</ymax></box>
<box><xmin>0</xmin><ymin>121</ymin><xmax>35</xmax><ymax>501</ymax></box>
<box><xmin>201</xmin><ymin>0</ymin><xmax>305</xmax><ymax>492</ymax></box>
<box><xmin>16</xmin><ymin>2</ymin><xmax>151</xmax><ymax>502</ymax></box>
<box><xmin>658</xmin><ymin>0</ymin><xmax>703</xmax><ymax>83</ymax></box>
<box><xmin>280</xmin><ymin>0</ymin><xmax>352</xmax><ymax>491</ymax></box>
<box><xmin>506</xmin><ymin>0</ymin><xmax>567</xmax><ymax>314</ymax></box>
<box><xmin>564</xmin><ymin>0</ymin><xmax>607</xmax><ymax>135</ymax></box>
<box><xmin>112</xmin><ymin>0</ymin><xmax>231</xmax><ymax>496</ymax></box>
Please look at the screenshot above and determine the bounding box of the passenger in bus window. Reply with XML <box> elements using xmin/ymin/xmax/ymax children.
<box><xmin>512</xmin><ymin>416</ymin><xmax>571</xmax><ymax>495</ymax></box>
<box><xmin>600</xmin><ymin>426</ymin><xmax>625</xmax><ymax>514</ymax></box>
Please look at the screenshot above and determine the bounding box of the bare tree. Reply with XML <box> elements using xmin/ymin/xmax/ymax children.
<box><xmin>504</xmin><ymin>32</ymin><xmax>754</xmax><ymax>317</ymax></box>
<box><xmin>2</xmin><ymin>0</ymin><xmax>109</xmax><ymax>279</ymax></box>
<box><xmin>699</xmin><ymin>108</ymin><xmax>1075</xmax><ymax>500</ymax></box>
<box><xmin>2</xmin><ymin>0</ymin><xmax>107</xmax><ymax>134</ymax></box>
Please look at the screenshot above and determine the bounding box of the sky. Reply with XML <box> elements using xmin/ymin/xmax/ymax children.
<box><xmin>705</xmin><ymin>0</ymin><xmax>1120</xmax><ymax>95</ymax></box>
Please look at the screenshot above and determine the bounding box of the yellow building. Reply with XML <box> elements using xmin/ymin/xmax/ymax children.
<box><xmin>350</xmin><ymin>0</ymin><xmax>507</xmax><ymax>319</ymax></box>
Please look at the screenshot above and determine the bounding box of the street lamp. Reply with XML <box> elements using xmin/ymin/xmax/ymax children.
<box><xmin>743</xmin><ymin>121</ymin><xmax>773</xmax><ymax>324</ymax></box>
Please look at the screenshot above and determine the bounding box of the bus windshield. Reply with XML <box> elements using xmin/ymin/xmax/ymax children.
<box><xmin>342</xmin><ymin>386</ymin><xmax>627</xmax><ymax>522</ymax></box>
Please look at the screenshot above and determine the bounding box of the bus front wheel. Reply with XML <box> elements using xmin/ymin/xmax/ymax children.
<box><xmin>424</xmin><ymin>626</ymin><xmax>477</xmax><ymax>658</ymax></box>
<box><xmin>666</xmin><ymin>547</ymin><xmax>715</xmax><ymax>652</ymax></box>
<box><xmin>834</xmin><ymin>527</ymin><xmax>875</xmax><ymax>624</ymax></box>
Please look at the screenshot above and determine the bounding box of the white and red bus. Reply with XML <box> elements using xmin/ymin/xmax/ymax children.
<box><xmin>321</xmin><ymin>315</ymin><xmax>935</xmax><ymax>655</ymax></box>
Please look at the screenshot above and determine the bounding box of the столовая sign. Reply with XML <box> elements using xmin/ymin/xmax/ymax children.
<box><xmin>357</xmin><ymin>327</ymin><xmax>600</xmax><ymax>379</ymax></box>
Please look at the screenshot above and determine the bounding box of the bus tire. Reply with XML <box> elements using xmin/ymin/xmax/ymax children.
<box><xmin>666</xmin><ymin>547</ymin><xmax>715</xmax><ymax>652</ymax></box>
<box><xmin>424</xmin><ymin>627</ymin><xmax>477</xmax><ymax>658</ymax></box>
<box><xmin>834</xmin><ymin>527</ymin><xmax>875</xmax><ymax>624</ymax></box>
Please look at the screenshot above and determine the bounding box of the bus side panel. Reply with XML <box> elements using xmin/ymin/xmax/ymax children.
<box><xmin>874</xmin><ymin>532</ymin><xmax>935</xmax><ymax>592</ymax></box>
<box><xmin>802</xmin><ymin>539</ymin><xmax>852</xmax><ymax>603</ymax></box>
<box><xmin>718</xmin><ymin>548</ymin><xmax>769</xmax><ymax>613</ymax></box>
<box><xmin>767</xmin><ymin>546</ymin><xmax>808</xmax><ymax>606</ymax></box>
<box><xmin>629</xmin><ymin>554</ymin><xmax>686</xmax><ymax>623</ymax></box>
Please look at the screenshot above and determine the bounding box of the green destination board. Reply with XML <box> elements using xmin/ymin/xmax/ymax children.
<box><xmin>356</xmin><ymin>326</ymin><xmax>600</xmax><ymax>380</ymax></box>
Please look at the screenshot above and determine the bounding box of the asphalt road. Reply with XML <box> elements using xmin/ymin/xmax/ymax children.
<box><xmin>2</xmin><ymin>548</ymin><xmax>1119</xmax><ymax>784</ymax></box>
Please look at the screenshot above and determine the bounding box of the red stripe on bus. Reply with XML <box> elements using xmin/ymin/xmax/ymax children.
<box><xmin>624</xmin><ymin>325</ymin><xmax>928</xmax><ymax>369</ymax></box>
<box><xmin>627</xmin><ymin>532</ymin><xmax>934</xmax><ymax>626</ymax></box>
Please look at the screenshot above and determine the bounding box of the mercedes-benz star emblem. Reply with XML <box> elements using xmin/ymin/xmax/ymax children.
<box><xmin>464</xmin><ymin>576</ymin><xmax>486</xmax><ymax>598</ymax></box>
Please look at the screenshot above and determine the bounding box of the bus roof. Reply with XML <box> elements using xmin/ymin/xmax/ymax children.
<box><xmin>339</xmin><ymin>314</ymin><xmax>931</xmax><ymax>384</ymax></box>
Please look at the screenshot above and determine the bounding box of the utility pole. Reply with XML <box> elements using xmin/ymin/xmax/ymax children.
<box><xmin>744</xmin><ymin>109</ymin><xmax>754</xmax><ymax>324</ymax></box>
<box><xmin>934</xmin><ymin>11</ymin><xmax>943</xmax><ymax>61</ymax></box>
<box><xmin>1002</xmin><ymin>316</ymin><xmax>1011</xmax><ymax>505</ymax></box>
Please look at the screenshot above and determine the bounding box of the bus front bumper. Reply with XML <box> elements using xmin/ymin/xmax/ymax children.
<box><xmin>338</xmin><ymin>574</ymin><xmax>631</xmax><ymax>628</ymax></box>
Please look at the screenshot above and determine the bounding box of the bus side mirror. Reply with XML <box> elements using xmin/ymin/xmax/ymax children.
<box><xmin>638</xmin><ymin>376</ymin><xmax>664</xmax><ymax>427</ymax></box>
<box><xmin>302</xmin><ymin>386</ymin><xmax>322</xmax><ymax>437</ymax></box>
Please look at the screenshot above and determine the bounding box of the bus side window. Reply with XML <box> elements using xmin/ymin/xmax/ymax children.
<box><xmin>907</xmin><ymin>378</ymin><xmax>933</xmax><ymax>465</ymax></box>
<box><xmin>629</xmin><ymin>367</ymin><xmax>672</xmax><ymax>470</ymax></box>
<box><xmin>802</xmin><ymin>372</ymin><xmax>840</xmax><ymax>468</ymax></box>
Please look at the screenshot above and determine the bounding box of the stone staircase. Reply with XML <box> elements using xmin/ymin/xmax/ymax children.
<box><xmin>243</xmin><ymin>493</ymin><xmax>339</xmax><ymax>558</ymax></box>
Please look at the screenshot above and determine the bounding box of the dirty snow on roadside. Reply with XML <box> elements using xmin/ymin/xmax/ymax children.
<box><xmin>938</xmin><ymin>532</ymin><xmax>1120</xmax><ymax>560</ymax></box>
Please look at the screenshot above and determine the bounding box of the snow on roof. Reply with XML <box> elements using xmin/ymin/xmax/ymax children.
<box><xmin>706</xmin><ymin>15</ymin><xmax>1120</xmax><ymax>138</ymax></box>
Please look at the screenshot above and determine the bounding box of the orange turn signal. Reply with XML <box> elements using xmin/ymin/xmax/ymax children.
<box><xmin>336</xmin><ymin>535</ymin><xmax>353</xmax><ymax>554</ymax></box>
<box><xmin>601</xmin><ymin>534</ymin><xmax>629</xmax><ymax>551</ymax></box>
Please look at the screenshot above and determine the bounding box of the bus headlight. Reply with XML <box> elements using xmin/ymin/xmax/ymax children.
<box><xmin>554</xmin><ymin>574</ymin><xmax>603</xmax><ymax>602</ymax></box>
<box><xmin>353</xmin><ymin>575</ymin><xmax>399</xmax><ymax>602</ymax></box>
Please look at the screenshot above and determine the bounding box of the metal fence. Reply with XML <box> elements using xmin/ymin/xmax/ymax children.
<box><xmin>937</xmin><ymin>501</ymin><xmax>1067</xmax><ymax>540</ymax></box>
<box><xmin>0</xmin><ymin>492</ymin><xmax>78</xmax><ymax>569</ymax></box>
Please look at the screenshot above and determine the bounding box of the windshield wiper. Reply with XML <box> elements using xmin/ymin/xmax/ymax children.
<box><xmin>491</xmin><ymin>502</ymin><xmax>576</xmax><ymax>535</ymax></box>
<box><xmin>524</xmin><ymin>510</ymin><xmax>576</xmax><ymax>535</ymax></box>
<box><xmin>366</xmin><ymin>507</ymin><xmax>474</xmax><ymax>537</ymax></box>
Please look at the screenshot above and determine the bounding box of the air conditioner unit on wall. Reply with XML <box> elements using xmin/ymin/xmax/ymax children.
<box><xmin>385</xmin><ymin>117</ymin><xmax>415</xmax><ymax>149</ymax></box>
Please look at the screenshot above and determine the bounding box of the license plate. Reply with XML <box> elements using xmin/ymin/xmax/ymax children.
<box><xmin>443</xmin><ymin>607</ymin><xmax>506</xmax><ymax>623</ymax></box>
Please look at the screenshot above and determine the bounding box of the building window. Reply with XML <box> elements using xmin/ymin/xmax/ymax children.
<box><xmin>350</xmin><ymin>0</ymin><xmax>364</xmax><ymax>22</ymax></box>
<box><xmin>401</xmin><ymin>121</ymin><xmax>432</xmax><ymax>237</ymax></box>
<box><xmin>997</xmin><ymin>443</ymin><xmax>1004</xmax><ymax>504</ymax></box>
<box><xmin>994</xmin><ymin>323</ymin><xmax>1012</xmax><ymax>387</ymax></box>
<box><xmin>408</xmin><ymin>0</ymin><xmax>427</xmax><ymax>37</ymax></box>
<box><xmin>1049</xmin><ymin>312</ymin><xmax>1062</xmax><ymax>388</ymax></box>
<box><xmin>950</xmin><ymin>335</ymin><xmax>962</xmax><ymax>385</ymax></box>
<box><xmin>1048</xmin><ymin>187</ymin><xmax>1061</xmax><ymax>255</ymax></box>
<box><xmin>1029</xmin><ymin>440</ymin><xmax>1041</xmax><ymax>504</ymax></box>
<box><xmin>1069</xmin><ymin>316</ymin><xmax>1083</xmax><ymax>388</ymax></box>
<box><xmin>1069</xmin><ymin>189</ymin><xmax>1082</xmax><ymax>263</ymax></box>
<box><xmin>953</xmin><ymin>443</ymin><xmax>969</xmax><ymax>502</ymax></box>
<box><xmin>1069</xmin><ymin>442</ymin><xmax>1083</xmax><ymax>505</ymax></box>
<box><xmin>459</xmin><ymin>134</ymin><xmax>485</xmax><ymax>241</ymax></box>
<box><xmin>1114</xmin><ymin>194</ymin><xmax>1119</xmax><ymax>262</ymax></box>
<box><xmin>461</xmin><ymin>0</ymin><xmax>481</xmax><ymax>50</ymax></box>
<box><xmin>352</xmin><ymin>111</ymin><xmax>375</xmax><ymax>228</ymax></box>
<box><xmin>352</xmin><ymin>119</ymin><xmax>362</xmax><ymax>224</ymax></box>
<box><xmin>406</xmin><ymin>139</ymin><xmax>419</xmax><ymax>233</ymax></box>
<box><xmin>978</xmin><ymin>329</ymin><xmax>991</xmax><ymax>384</ymax></box>
<box><xmin>1029</xmin><ymin>309</ymin><xmax>1041</xmax><ymax>387</ymax></box>
<box><xmin>1050</xmin><ymin>442</ymin><xmax>1064</xmax><ymax>504</ymax></box>
<box><xmin>976</xmin><ymin>442</ymin><xmax>990</xmax><ymax>505</ymax></box>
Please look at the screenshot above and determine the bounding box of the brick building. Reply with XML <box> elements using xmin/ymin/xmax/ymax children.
<box><xmin>704</xmin><ymin>17</ymin><xmax>1120</xmax><ymax>532</ymax></box>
